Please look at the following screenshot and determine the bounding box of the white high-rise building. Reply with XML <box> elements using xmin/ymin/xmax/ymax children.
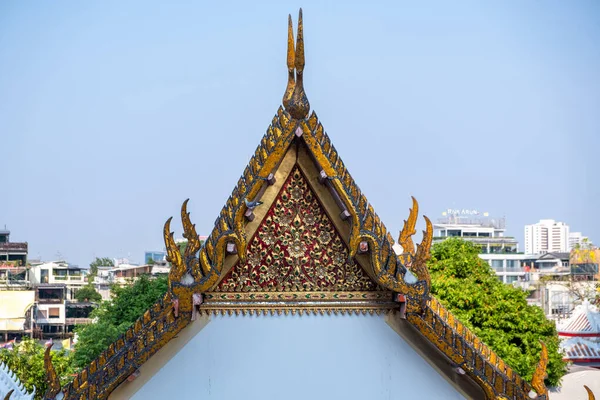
<box><xmin>524</xmin><ymin>219</ymin><xmax>570</xmax><ymax>255</ymax></box>
<box><xmin>569</xmin><ymin>232</ymin><xmax>591</xmax><ymax>250</ymax></box>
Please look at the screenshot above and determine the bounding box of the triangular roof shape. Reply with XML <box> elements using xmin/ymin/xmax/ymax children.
<box><xmin>46</xmin><ymin>9</ymin><xmax>555</xmax><ymax>400</ymax></box>
<box><xmin>558</xmin><ymin>301</ymin><xmax>600</xmax><ymax>337</ymax></box>
<box><xmin>561</xmin><ymin>337</ymin><xmax>600</xmax><ymax>365</ymax></box>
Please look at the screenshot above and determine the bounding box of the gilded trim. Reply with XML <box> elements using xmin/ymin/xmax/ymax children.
<box><xmin>406</xmin><ymin>297</ymin><xmax>547</xmax><ymax>400</ymax></box>
<box><xmin>53</xmin><ymin>294</ymin><xmax>193</xmax><ymax>400</ymax></box>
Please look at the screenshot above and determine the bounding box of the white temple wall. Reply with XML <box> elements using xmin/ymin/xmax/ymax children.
<box><xmin>128</xmin><ymin>314</ymin><xmax>465</xmax><ymax>400</ymax></box>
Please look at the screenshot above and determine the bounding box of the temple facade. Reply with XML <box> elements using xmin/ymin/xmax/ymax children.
<box><xmin>39</xmin><ymin>9</ymin><xmax>597</xmax><ymax>400</ymax></box>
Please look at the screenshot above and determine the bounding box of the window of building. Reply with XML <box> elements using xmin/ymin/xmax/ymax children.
<box><xmin>506</xmin><ymin>276</ymin><xmax>519</xmax><ymax>284</ymax></box>
<box><xmin>491</xmin><ymin>260</ymin><xmax>503</xmax><ymax>269</ymax></box>
<box><xmin>447</xmin><ymin>230</ymin><xmax>461</xmax><ymax>237</ymax></box>
<box><xmin>478</xmin><ymin>232</ymin><xmax>491</xmax><ymax>237</ymax></box>
<box><xmin>38</xmin><ymin>288</ymin><xmax>64</xmax><ymax>302</ymax></box>
<box><xmin>506</xmin><ymin>260</ymin><xmax>518</xmax><ymax>269</ymax></box>
<box><xmin>40</xmin><ymin>269</ymin><xmax>49</xmax><ymax>283</ymax></box>
<box><xmin>48</xmin><ymin>308</ymin><xmax>60</xmax><ymax>318</ymax></box>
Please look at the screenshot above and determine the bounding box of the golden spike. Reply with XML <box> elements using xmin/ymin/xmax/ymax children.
<box><xmin>585</xmin><ymin>385</ymin><xmax>596</xmax><ymax>400</ymax></box>
<box><xmin>287</xmin><ymin>8</ymin><xmax>310</xmax><ymax>119</ymax></box>
<box><xmin>282</xmin><ymin>14</ymin><xmax>295</xmax><ymax>109</ymax></box>
<box><xmin>3</xmin><ymin>390</ymin><xmax>14</xmax><ymax>400</ymax></box>
<box><xmin>407</xmin><ymin>215</ymin><xmax>433</xmax><ymax>285</ymax></box>
<box><xmin>295</xmin><ymin>8</ymin><xmax>305</xmax><ymax>74</ymax></box>
<box><xmin>414</xmin><ymin>216</ymin><xmax>433</xmax><ymax>268</ymax></box>
<box><xmin>44</xmin><ymin>344</ymin><xmax>61</xmax><ymax>399</ymax></box>
<box><xmin>164</xmin><ymin>217</ymin><xmax>184</xmax><ymax>283</ymax></box>
<box><xmin>399</xmin><ymin>196</ymin><xmax>419</xmax><ymax>256</ymax></box>
<box><xmin>181</xmin><ymin>199</ymin><xmax>201</xmax><ymax>259</ymax></box>
<box><xmin>531</xmin><ymin>341</ymin><xmax>549</xmax><ymax>398</ymax></box>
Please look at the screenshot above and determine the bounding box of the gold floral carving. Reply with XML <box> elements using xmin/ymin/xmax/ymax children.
<box><xmin>216</xmin><ymin>167</ymin><xmax>381</xmax><ymax>293</ymax></box>
<box><xmin>207</xmin><ymin>167</ymin><xmax>395</xmax><ymax>314</ymax></box>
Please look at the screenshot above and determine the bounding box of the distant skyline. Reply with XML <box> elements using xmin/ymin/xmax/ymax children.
<box><xmin>1</xmin><ymin>1</ymin><xmax>598</xmax><ymax>267</ymax></box>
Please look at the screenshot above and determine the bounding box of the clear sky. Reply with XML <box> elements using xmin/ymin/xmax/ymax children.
<box><xmin>1</xmin><ymin>1</ymin><xmax>598</xmax><ymax>267</ymax></box>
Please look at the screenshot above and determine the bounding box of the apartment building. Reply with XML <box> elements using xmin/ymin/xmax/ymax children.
<box><xmin>29</xmin><ymin>261</ymin><xmax>88</xmax><ymax>300</ymax></box>
<box><xmin>0</xmin><ymin>230</ymin><xmax>29</xmax><ymax>288</ymax></box>
<box><xmin>433</xmin><ymin>211</ymin><xmax>531</xmax><ymax>284</ymax></box>
<box><xmin>524</xmin><ymin>219</ymin><xmax>570</xmax><ymax>254</ymax></box>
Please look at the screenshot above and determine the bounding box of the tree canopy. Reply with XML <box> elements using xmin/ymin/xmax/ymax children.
<box><xmin>428</xmin><ymin>238</ymin><xmax>567</xmax><ymax>386</ymax></box>
<box><xmin>74</xmin><ymin>284</ymin><xmax>103</xmax><ymax>303</ymax></box>
<box><xmin>88</xmin><ymin>257</ymin><xmax>114</xmax><ymax>277</ymax></box>
<box><xmin>0</xmin><ymin>339</ymin><xmax>74</xmax><ymax>400</ymax></box>
<box><xmin>71</xmin><ymin>275</ymin><xmax>168</xmax><ymax>368</ymax></box>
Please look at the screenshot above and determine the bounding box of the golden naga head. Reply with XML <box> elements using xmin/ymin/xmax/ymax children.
<box><xmin>530</xmin><ymin>341</ymin><xmax>549</xmax><ymax>399</ymax></box>
<box><xmin>398</xmin><ymin>196</ymin><xmax>433</xmax><ymax>285</ymax></box>
<box><xmin>282</xmin><ymin>9</ymin><xmax>310</xmax><ymax>120</ymax></box>
<box><xmin>44</xmin><ymin>344</ymin><xmax>62</xmax><ymax>399</ymax></box>
<box><xmin>164</xmin><ymin>199</ymin><xmax>201</xmax><ymax>286</ymax></box>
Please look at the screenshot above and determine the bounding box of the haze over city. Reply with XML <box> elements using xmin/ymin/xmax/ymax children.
<box><xmin>1</xmin><ymin>0</ymin><xmax>598</xmax><ymax>268</ymax></box>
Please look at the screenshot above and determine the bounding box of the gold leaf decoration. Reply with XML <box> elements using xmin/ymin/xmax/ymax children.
<box><xmin>44</xmin><ymin>344</ymin><xmax>61</xmax><ymax>399</ymax></box>
<box><xmin>531</xmin><ymin>341</ymin><xmax>549</xmax><ymax>398</ymax></box>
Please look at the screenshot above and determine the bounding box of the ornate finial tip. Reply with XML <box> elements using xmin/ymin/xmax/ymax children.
<box><xmin>283</xmin><ymin>9</ymin><xmax>309</xmax><ymax>119</ymax></box>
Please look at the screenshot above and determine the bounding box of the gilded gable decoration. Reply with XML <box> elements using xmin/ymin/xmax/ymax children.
<box><xmin>51</xmin><ymin>9</ymin><xmax>571</xmax><ymax>400</ymax></box>
<box><xmin>200</xmin><ymin>166</ymin><xmax>396</xmax><ymax>315</ymax></box>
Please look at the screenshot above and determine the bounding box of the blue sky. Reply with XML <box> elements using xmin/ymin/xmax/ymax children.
<box><xmin>1</xmin><ymin>1</ymin><xmax>598</xmax><ymax>267</ymax></box>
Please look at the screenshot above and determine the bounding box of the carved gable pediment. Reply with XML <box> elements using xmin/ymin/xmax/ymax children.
<box><xmin>202</xmin><ymin>166</ymin><xmax>394</xmax><ymax>315</ymax></box>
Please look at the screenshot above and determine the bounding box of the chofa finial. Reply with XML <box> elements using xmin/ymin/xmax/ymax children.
<box><xmin>283</xmin><ymin>8</ymin><xmax>310</xmax><ymax>120</ymax></box>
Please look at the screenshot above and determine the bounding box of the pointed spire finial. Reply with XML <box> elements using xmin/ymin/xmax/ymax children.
<box><xmin>284</xmin><ymin>8</ymin><xmax>310</xmax><ymax>120</ymax></box>
<box><xmin>282</xmin><ymin>14</ymin><xmax>295</xmax><ymax>109</ymax></box>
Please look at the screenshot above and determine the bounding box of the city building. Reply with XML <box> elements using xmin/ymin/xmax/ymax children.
<box><xmin>524</xmin><ymin>219</ymin><xmax>570</xmax><ymax>254</ymax></box>
<box><xmin>0</xmin><ymin>290</ymin><xmax>35</xmax><ymax>342</ymax></box>
<box><xmin>28</xmin><ymin>261</ymin><xmax>87</xmax><ymax>300</ymax></box>
<box><xmin>0</xmin><ymin>230</ymin><xmax>29</xmax><ymax>289</ymax></box>
<box><xmin>434</xmin><ymin>210</ymin><xmax>519</xmax><ymax>253</ymax></box>
<box><xmin>53</xmin><ymin>15</ymin><xmax>551</xmax><ymax>399</ymax></box>
<box><xmin>569</xmin><ymin>232</ymin><xmax>592</xmax><ymax>250</ymax></box>
<box><xmin>108</xmin><ymin>264</ymin><xmax>153</xmax><ymax>284</ymax></box>
<box><xmin>432</xmin><ymin>210</ymin><xmax>531</xmax><ymax>284</ymax></box>
<box><xmin>144</xmin><ymin>251</ymin><xmax>166</xmax><ymax>264</ymax></box>
<box><xmin>0</xmin><ymin>229</ymin><xmax>28</xmax><ymax>267</ymax></box>
<box><xmin>34</xmin><ymin>284</ymin><xmax>67</xmax><ymax>337</ymax></box>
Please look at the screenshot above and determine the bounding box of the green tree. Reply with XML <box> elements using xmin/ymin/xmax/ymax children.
<box><xmin>428</xmin><ymin>238</ymin><xmax>567</xmax><ymax>386</ymax></box>
<box><xmin>72</xmin><ymin>275</ymin><xmax>168</xmax><ymax>368</ymax></box>
<box><xmin>0</xmin><ymin>338</ymin><xmax>74</xmax><ymax>400</ymax></box>
<box><xmin>88</xmin><ymin>257</ymin><xmax>114</xmax><ymax>278</ymax></box>
<box><xmin>74</xmin><ymin>284</ymin><xmax>103</xmax><ymax>303</ymax></box>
